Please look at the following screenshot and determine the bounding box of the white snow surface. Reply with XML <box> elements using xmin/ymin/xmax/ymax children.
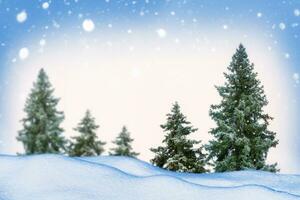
<box><xmin>0</xmin><ymin>155</ymin><xmax>299</xmax><ymax>200</ymax></box>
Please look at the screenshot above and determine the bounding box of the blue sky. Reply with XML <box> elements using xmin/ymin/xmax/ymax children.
<box><xmin>0</xmin><ymin>0</ymin><xmax>299</xmax><ymax>172</ymax></box>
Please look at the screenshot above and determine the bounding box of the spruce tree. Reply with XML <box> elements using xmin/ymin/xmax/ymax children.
<box><xmin>17</xmin><ymin>68</ymin><xmax>66</xmax><ymax>154</ymax></box>
<box><xmin>68</xmin><ymin>110</ymin><xmax>106</xmax><ymax>156</ymax></box>
<box><xmin>206</xmin><ymin>44</ymin><xmax>278</xmax><ymax>172</ymax></box>
<box><xmin>151</xmin><ymin>102</ymin><xmax>207</xmax><ymax>173</ymax></box>
<box><xmin>109</xmin><ymin>126</ymin><xmax>139</xmax><ymax>157</ymax></box>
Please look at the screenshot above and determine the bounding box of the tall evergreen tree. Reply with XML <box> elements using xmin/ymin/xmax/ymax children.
<box><xmin>151</xmin><ymin>102</ymin><xmax>207</xmax><ymax>173</ymax></box>
<box><xmin>206</xmin><ymin>44</ymin><xmax>278</xmax><ymax>172</ymax></box>
<box><xmin>68</xmin><ymin>110</ymin><xmax>106</xmax><ymax>156</ymax></box>
<box><xmin>17</xmin><ymin>68</ymin><xmax>66</xmax><ymax>154</ymax></box>
<box><xmin>109</xmin><ymin>126</ymin><xmax>139</xmax><ymax>157</ymax></box>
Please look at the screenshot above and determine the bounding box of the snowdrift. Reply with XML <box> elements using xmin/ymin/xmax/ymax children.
<box><xmin>0</xmin><ymin>155</ymin><xmax>299</xmax><ymax>200</ymax></box>
<box><xmin>81</xmin><ymin>156</ymin><xmax>300</xmax><ymax>196</ymax></box>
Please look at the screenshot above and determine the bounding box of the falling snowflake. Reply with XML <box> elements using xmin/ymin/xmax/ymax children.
<box><xmin>156</xmin><ymin>28</ymin><xmax>167</xmax><ymax>38</ymax></box>
<box><xmin>39</xmin><ymin>39</ymin><xmax>46</xmax><ymax>46</ymax></box>
<box><xmin>257</xmin><ymin>12</ymin><xmax>262</xmax><ymax>18</ymax></box>
<box><xmin>16</xmin><ymin>10</ymin><xmax>27</xmax><ymax>23</ymax></box>
<box><xmin>284</xmin><ymin>53</ymin><xmax>290</xmax><ymax>59</ymax></box>
<box><xmin>19</xmin><ymin>47</ymin><xmax>29</xmax><ymax>60</ymax></box>
<box><xmin>82</xmin><ymin>19</ymin><xmax>95</xmax><ymax>32</ymax></box>
<box><xmin>294</xmin><ymin>9</ymin><xmax>300</xmax><ymax>17</ymax></box>
<box><xmin>279</xmin><ymin>22</ymin><xmax>286</xmax><ymax>30</ymax></box>
<box><xmin>42</xmin><ymin>2</ymin><xmax>50</xmax><ymax>10</ymax></box>
<box><xmin>52</xmin><ymin>20</ymin><xmax>60</xmax><ymax>28</ymax></box>
<box><xmin>293</xmin><ymin>73</ymin><xmax>299</xmax><ymax>84</ymax></box>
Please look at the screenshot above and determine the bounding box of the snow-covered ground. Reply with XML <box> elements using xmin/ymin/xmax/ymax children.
<box><xmin>0</xmin><ymin>155</ymin><xmax>299</xmax><ymax>200</ymax></box>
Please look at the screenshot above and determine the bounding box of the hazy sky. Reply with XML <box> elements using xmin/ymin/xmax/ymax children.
<box><xmin>0</xmin><ymin>0</ymin><xmax>299</xmax><ymax>173</ymax></box>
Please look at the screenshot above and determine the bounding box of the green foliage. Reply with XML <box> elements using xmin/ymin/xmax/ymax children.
<box><xmin>206</xmin><ymin>44</ymin><xmax>278</xmax><ymax>172</ymax></box>
<box><xmin>110</xmin><ymin>126</ymin><xmax>139</xmax><ymax>157</ymax></box>
<box><xmin>17</xmin><ymin>68</ymin><xmax>66</xmax><ymax>154</ymax></box>
<box><xmin>151</xmin><ymin>102</ymin><xmax>208</xmax><ymax>173</ymax></box>
<box><xmin>68</xmin><ymin>110</ymin><xmax>106</xmax><ymax>156</ymax></box>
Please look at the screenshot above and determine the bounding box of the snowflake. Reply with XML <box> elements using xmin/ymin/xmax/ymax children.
<box><xmin>279</xmin><ymin>22</ymin><xmax>286</xmax><ymax>30</ymax></box>
<box><xmin>82</xmin><ymin>19</ymin><xmax>95</xmax><ymax>32</ymax></box>
<box><xmin>16</xmin><ymin>10</ymin><xmax>27</xmax><ymax>23</ymax></box>
<box><xmin>156</xmin><ymin>28</ymin><xmax>167</xmax><ymax>38</ymax></box>
<box><xmin>52</xmin><ymin>20</ymin><xmax>60</xmax><ymax>29</ymax></box>
<box><xmin>293</xmin><ymin>73</ymin><xmax>299</xmax><ymax>84</ymax></box>
<box><xmin>42</xmin><ymin>2</ymin><xmax>50</xmax><ymax>10</ymax></box>
<box><xmin>284</xmin><ymin>53</ymin><xmax>290</xmax><ymax>59</ymax></box>
<box><xmin>294</xmin><ymin>9</ymin><xmax>300</xmax><ymax>17</ymax></box>
<box><xmin>19</xmin><ymin>47</ymin><xmax>29</xmax><ymax>60</ymax></box>
<box><xmin>39</xmin><ymin>39</ymin><xmax>46</xmax><ymax>46</ymax></box>
<box><xmin>257</xmin><ymin>12</ymin><xmax>262</xmax><ymax>18</ymax></box>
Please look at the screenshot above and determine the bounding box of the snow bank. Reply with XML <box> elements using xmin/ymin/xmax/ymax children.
<box><xmin>0</xmin><ymin>155</ymin><xmax>299</xmax><ymax>200</ymax></box>
<box><xmin>81</xmin><ymin>156</ymin><xmax>300</xmax><ymax>196</ymax></box>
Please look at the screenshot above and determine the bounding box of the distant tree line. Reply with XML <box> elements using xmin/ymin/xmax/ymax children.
<box><xmin>16</xmin><ymin>69</ymin><xmax>138</xmax><ymax>158</ymax></box>
<box><xmin>16</xmin><ymin>44</ymin><xmax>279</xmax><ymax>173</ymax></box>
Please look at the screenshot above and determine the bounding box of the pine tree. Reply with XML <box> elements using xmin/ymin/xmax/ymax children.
<box><xmin>151</xmin><ymin>102</ymin><xmax>207</xmax><ymax>173</ymax></box>
<box><xmin>206</xmin><ymin>44</ymin><xmax>278</xmax><ymax>172</ymax></box>
<box><xmin>17</xmin><ymin>68</ymin><xmax>66</xmax><ymax>154</ymax></box>
<box><xmin>68</xmin><ymin>110</ymin><xmax>106</xmax><ymax>156</ymax></box>
<box><xmin>109</xmin><ymin>126</ymin><xmax>139</xmax><ymax>157</ymax></box>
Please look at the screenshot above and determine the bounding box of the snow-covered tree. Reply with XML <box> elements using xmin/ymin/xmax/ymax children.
<box><xmin>68</xmin><ymin>110</ymin><xmax>106</xmax><ymax>156</ymax></box>
<box><xmin>17</xmin><ymin>68</ymin><xmax>66</xmax><ymax>154</ymax></box>
<box><xmin>109</xmin><ymin>126</ymin><xmax>139</xmax><ymax>157</ymax></box>
<box><xmin>151</xmin><ymin>102</ymin><xmax>208</xmax><ymax>173</ymax></box>
<box><xmin>206</xmin><ymin>44</ymin><xmax>278</xmax><ymax>172</ymax></box>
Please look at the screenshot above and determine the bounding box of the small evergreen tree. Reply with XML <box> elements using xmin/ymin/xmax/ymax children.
<box><xmin>151</xmin><ymin>102</ymin><xmax>207</xmax><ymax>173</ymax></box>
<box><xmin>109</xmin><ymin>126</ymin><xmax>139</xmax><ymax>157</ymax></box>
<box><xmin>68</xmin><ymin>110</ymin><xmax>106</xmax><ymax>156</ymax></box>
<box><xmin>17</xmin><ymin>68</ymin><xmax>66</xmax><ymax>154</ymax></box>
<box><xmin>206</xmin><ymin>44</ymin><xmax>278</xmax><ymax>172</ymax></box>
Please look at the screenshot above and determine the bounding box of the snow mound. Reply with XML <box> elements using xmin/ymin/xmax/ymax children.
<box><xmin>0</xmin><ymin>155</ymin><xmax>299</xmax><ymax>200</ymax></box>
<box><xmin>81</xmin><ymin>156</ymin><xmax>300</xmax><ymax>196</ymax></box>
<box><xmin>80</xmin><ymin>156</ymin><xmax>168</xmax><ymax>176</ymax></box>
